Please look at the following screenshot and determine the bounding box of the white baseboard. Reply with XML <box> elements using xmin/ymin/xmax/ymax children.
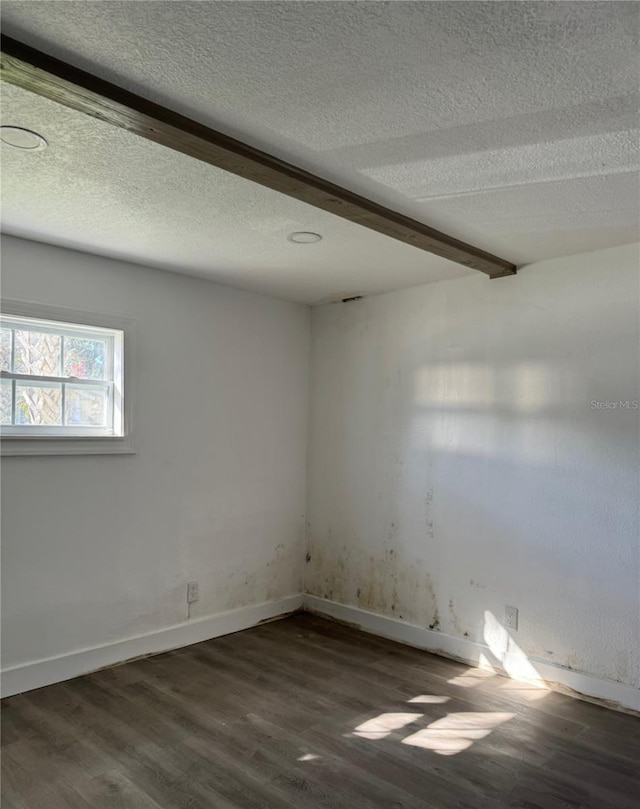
<box><xmin>303</xmin><ymin>595</ymin><xmax>640</xmax><ymax>713</ymax></box>
<box><xmin>1</xmin><ymin>595</ymin><xmax>303</xmax><ymax>698</ymax></box>
<box><xmin>4</xmin><ymin>593</ymin><xmax>638</xmax><ymax>713</ymax></box>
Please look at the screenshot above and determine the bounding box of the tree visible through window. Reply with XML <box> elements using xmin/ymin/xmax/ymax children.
<box><xmin>0</xmin><ymin>313</ymin><xmax>124</xmax><ymax>438</ymax></box>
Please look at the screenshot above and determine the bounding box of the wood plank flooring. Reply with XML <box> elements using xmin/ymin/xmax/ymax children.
<box><xmin>2</xmin><ymin>613</ymin><xmax>639</xmax><ymax>808</ymax></box>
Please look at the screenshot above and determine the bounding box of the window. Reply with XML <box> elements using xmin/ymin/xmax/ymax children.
<box><xmin>0</xmin><ymin>301</ymin><xmax>134</xmax><ymax>455</ymax></box>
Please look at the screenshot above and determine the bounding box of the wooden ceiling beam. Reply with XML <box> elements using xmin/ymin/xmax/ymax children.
<box><xmin>1</xmin><ymin>36</ymin><xmax>516</xmax><ymax>278</ymax></box>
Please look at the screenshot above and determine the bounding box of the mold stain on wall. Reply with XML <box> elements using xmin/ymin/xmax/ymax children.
<box><xmin>307</xmin><ymin>244</ymin><xmax>640</xmax><ymax>692</ymax></box>
<box><xmin>425</xmin><ymin>488</ymin><xmax>435</xmax><ymax>539</ymax></box>
<box><xmin>184</xmin><ymin>536</ymin><xmax>303</xmax><ymax>617</ymax></box>
<box><xmin>448</xmin><ymin>597</ymin><xmax>463</xmax><ymax>636</ymax></box>
<box><xmin>306</xmin><ymin>530</ymin><xmax>446</xmax><ymax>632</ymax></box>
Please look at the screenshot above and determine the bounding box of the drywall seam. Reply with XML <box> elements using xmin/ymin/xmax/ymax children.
<box><xmin>304</xmin><ymin>596</ymin><xmax>640</xmax><ymax>713</ymax></box>
<box><xmin>1</xmin><ymin>595</ymin><xmax>303</xmax><ymax>698</ymax></box>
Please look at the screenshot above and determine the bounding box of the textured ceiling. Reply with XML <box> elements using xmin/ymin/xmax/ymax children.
<box><xmin>1</xmin><ymin>1</ymin><xmax>638</xmax><ymax>303</ymax></box>
<box><xmin>1</xmin><ymin>83</ymin><xmax>470</xmax><ymax>303</ymax></box>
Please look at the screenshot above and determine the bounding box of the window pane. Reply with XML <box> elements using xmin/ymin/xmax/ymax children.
<box><xmin>0</xmin><ymin>328</ymin><xmax>11</xmax><ymax>372</ymax></box>
<box><xmin>15</xmin><ymin>383</ymin><xmax>62</xmax><ymax>425</ymax></box>
<box><xmin>14</xmin><ymin>330</ymin><xmax>61</xmax><ymax>376</ymax></box>
<box><xmin>63</xmin><ymin>336</ymin><xmax>107</xmax><ymax>380</ymax></box>
<box><xmin>65</xmin><ymin>384</ymin><xmax>108</xmax><ymax>427</ymax></box>
<box><xmin>0</xmin><ymin>379</ymin><xmax>12</xmax><ymax>424</ymax></box>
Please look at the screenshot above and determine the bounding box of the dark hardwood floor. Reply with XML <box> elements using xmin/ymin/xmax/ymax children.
<box><xmin>2</xmin><ymin>613</ymin><xmax>639</xmax><ymax>808</ymax></box>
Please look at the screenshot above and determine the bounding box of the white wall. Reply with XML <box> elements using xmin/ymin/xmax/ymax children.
<box><xmin>306</xmin><ymin>243</ymin><xmax>640</xmax><ymax>690</ymax></box>
<box><xmin>1</xmin><ymin>235</ymin><xmax>310</xmax><ymax>669</ymax></box>
<box><xmin>4</xmin><ymin>234</ymin><xmax>638</xmax><ymax>701</ymax></box>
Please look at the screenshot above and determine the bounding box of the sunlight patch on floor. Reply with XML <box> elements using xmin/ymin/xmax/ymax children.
<box><xmin>402</xmin><ymin>711</ymin><xmax>516</xmax><ymax>756</ymax></box>
<box><xmin>349</xmin><ymin>707</ymin><xmax>516</xmax><ymax>756</ymax></box>
<box><xmin>497</xmin><ymin>679</ymin><xmax>550</xmax><ymax>701</ymax></box>
<box><xmin>447</xmin><ymin>666</ymin><xmax>497</xmax><ymax>688</ymax></box>
<box><xmin>352</xmin><ymin>712</ymin><xmax>422</xmax><ymax>740</ymax></box>
<box><xmin>345</xmin><ymin>614</ymin><xmax>551</xmax><ymax>756</ymax></box>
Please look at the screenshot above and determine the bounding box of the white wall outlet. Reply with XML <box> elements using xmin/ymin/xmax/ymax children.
<box><xmin>187</xmin><ymin>581</ymin><xmax>199</xmax><ymax>604</ymax></box>
<box><xmin>505</xmin><ymin>605</ymin><xmax>518</xmax><ymax>631</ymax></box>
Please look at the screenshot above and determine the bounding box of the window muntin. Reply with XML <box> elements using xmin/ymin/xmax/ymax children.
<box><xmin>0</xmin><ymin>314</ymin><xmax>124</xmax><ymax>438</ymax></box>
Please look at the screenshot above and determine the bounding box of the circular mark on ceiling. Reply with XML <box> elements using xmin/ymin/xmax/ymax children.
<box><xmin>288</xmin><ymin>231</ymin><xmax>322</xmax><ymax>244</ymax></box>
<box><xmin>0</xmin><ymin>126</ymin><xmax>48</xmax><ymax>151</ymax></box>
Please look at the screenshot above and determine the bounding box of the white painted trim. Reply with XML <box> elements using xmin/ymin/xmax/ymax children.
<box><xmin>303</xmin><ymin>596</ymin><xmax>640</xmax><ymax>713</ymax></box>
<box><xmin>4</xmin><ymin>594</ymin><xmax>637</xmax><ymax>712</ymax></box>
<box><xmin>0</xmin><ymin>435</ymin><xmax>136</xmax><ymax>457</ymax></box>
<box><xmin>1</xmin><ymin>595</ymin><xmax>303</xmax><ymax>698</ymax></box>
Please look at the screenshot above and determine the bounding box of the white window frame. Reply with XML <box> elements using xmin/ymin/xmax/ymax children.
<box><xmin>1</xmin><ymin>299</ymin><xmax>135</xmax><ymax>456</ymax></box>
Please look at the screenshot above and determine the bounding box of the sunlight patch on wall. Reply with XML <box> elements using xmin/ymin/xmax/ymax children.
<box><xmin>484</xmin><ymin>610</ymin><xmax>548</xmax><ymax>687</ymax></box>
<box><xmin>413</xmin><ymin>361</ymin><xmax>558</xmax><ymax>413</ymax></box>
<box><xmin>409</xmin><ymin>359</ymin><xmax>567</xmax><ymax>463</ymax></box>
<box><xmin>414</xmin><ymin>363</ymin><xmax>496</xmax><ymax>408</ymax></box>
<box><xmin>512</xmin><ymin>362</ymin><xmax>558</xmax><ymax>414</ymax></box>
<box><xmin>478</xmin><ymin>652</ymin><xmax>499</xmax><ymax>671</ymax></box>
<box><xmin>408</xmin><ymin>409</ymin><xmax>568</xmax><ymax>464</ymax></box>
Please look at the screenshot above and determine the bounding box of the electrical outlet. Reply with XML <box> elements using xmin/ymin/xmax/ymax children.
<box><xmin>504</xmin><ymin>605</ymin><xmax>518</xmax><ymax>631</ymax></box>
<box><xmin>187</xmin><ymin>581</ymin><xmax>199</xmax><ymax>604</ymax></box>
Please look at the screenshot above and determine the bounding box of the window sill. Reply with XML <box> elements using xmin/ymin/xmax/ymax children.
<box><xmin>1</xmin><ymin>436</ymin><xmax>135</xmax><ymax>456</ymax></box>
